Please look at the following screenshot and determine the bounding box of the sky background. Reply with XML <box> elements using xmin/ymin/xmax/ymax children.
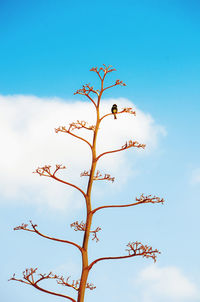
<box><xmin>1</xmin><ymin>1</ymin><xmax>200</xmax><ymax>301</ymax></box>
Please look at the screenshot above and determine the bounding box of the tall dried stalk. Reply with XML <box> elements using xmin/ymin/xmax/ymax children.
<box><xmin>9</xmin><ymin>65</ymin><xmax>164</xmax><ymax>302</ymax></box>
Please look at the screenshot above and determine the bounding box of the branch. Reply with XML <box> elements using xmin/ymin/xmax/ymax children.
<box><xmin>80</xmin><ymin>170</ymin><xmax>115</xmax><ymax>182</ymax></box>
<box><xmin>74</xmin><ymin>65</ymin><xmax>119</xmax><ymax>111</ymax></box>
<box><xmin>56</xmin><ymin>276</ymin><xmax>79</xmax><ymax>291</ymax></box>
<box><xmin>92</xmin><ymin>194</ymin><xmax>164</xmax><ymax>214</ymax></box>
<box><xmin>90</xmin><ymin>64</ymin><xmax>116</xmax><ymax>79</ymax></box>
<box><xmin>94</xmin><ymin>193</ymin><xmax>164</xmax><ymax>213</ymax></box>
<box><xmin>14</xmin><ymin>220</ymin><xmax>82</xmax><ymax>253</ymax></box>
<box><xmin>33</xmin><ymin>164</ymin><xmax>66</xmax><ymax>177</ymax></box>
<box><xmin>8</xmin><ymin>268</ymin><xmax>77</xmax><ymax>301</ymax></box>
<box><xmin>70</xmin><ymin>220</ymin><xmax>86</xmax><ymax>231</ymax></box>
<box><xmin>68</xmin><ymin>120</ymin><xmax>95</xmax><ymax>132</ymax></box>
<box><xmin>90</xmin><ymin>226</ymin><xmax>101</xmax><ymax>242</ymax></box>
<box><xmin>74</xmin><ymin>83</ymin><xmax>98</xmax><ymax>108</ymax></box>
<box><xmin>103</xmin><ymin>79</ymin><xmax>126</xmax><ymax>92</ymax></box>
<box><xmin>90</xmin><ymin>67</ymin><xmax>102</xmax><ymax>80</ymax></box>
<box><xmin>55</xmin><ymin>126</ymin><xmax>92</xmax><ymax>150</ymax></box>
<box><xmin>75</xmin><ymin>83</ymin><xmax>99</xmax><ymax>96</ymax></box>
<box><xmin>57</xmin><ymin>276</ymin><xmax>96</xmax><ymax>291</ymax></box>
<box><xmin>135</xmin><ymin>194</ymin><xmax>164</xmax><ymax>204</ymax></box>
<box><xmin>33</xmin><ymin>164</ymin><xmax>87</xmax><ymax>199</ymax></box>
<box><xmin>88</xmin><ymin>242</ymin><xmax>160</xmax><ymax>271</ymax></box>
<box><xmin>100</xmin><ymin>107</ymin><xmax>136</xmax><ymax>123</ymax></box>
<box><xmin>96</xmin><ymin>140</ymin><xmax>146</xmax><ymax>162</ymax></box>
<box><xmin>70</xmin><ymin>221</ymin><xmax>102</xmax><ymax>242</ymax></box>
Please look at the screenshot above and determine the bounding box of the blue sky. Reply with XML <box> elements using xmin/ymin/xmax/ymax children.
<box><xmin>1</xmin><ymin>1</ymin><xmax>200</xmax><ymax>302</ymax></box>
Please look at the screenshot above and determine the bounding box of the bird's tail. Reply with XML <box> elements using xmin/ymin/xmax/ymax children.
<box><xmin>114</xmin><ymin>114</ymin><xmax>117</xmax><ymax>119</ymax></box>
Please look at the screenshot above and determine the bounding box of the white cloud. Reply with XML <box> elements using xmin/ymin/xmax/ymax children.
<box><xmin>134</xmin><ymin>265</ymin><xmax>199</xmax><ymax>302</ymax></box>
<box><xmin>0</xmin><ymin>94</ymin><xmax>166</xmax><ymax>210</ymax></box>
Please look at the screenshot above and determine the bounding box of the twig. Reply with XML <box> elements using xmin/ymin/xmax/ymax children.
<box><xmin>70</xmin><ymin>221</ymin><xmax>102</xmax><ymax>242</ymax></box>
<box><xmin>74</xmin><ymin>83</ymin><xmax>98</xmax><ymax>108</ymax></box>
<box><xmin>88</xmin><ymin>241</ymin><xmax>160</xmax><ymax>271</ymax></box>
<box><xmin>14</xmin><ymin>220</ymin><xmax>83</xmax><ymax>253</ymax></box>
<box><xmin>9</xmin><ymin>268</ymin><xmax>78</xmax><ymax>301</ymax></box>
<box><xmin>33</xmin><ymin>164</ymin><xmax>87</xmax><ymax>199</ymax></box>
<box><xmin>92</xmin><ymin>194</ymin><xmax>164</xmax><ymax>214</ymax></box>
<box><xmin>96</xmin><ymin>140</ymin><xmax>146</xmax><ymax>162</ymax></box>
<box><xmin>80</xmin><ymin>170</ymin><xmax>115</xmax><ymax>182</ymax></box>
<box><xmin>90</xmin><ymin>65</ymin><xmax>116</xmax><ymax>77</ymax></box>
<box><xmin>103</xmin><ymin>79</ymin><xmax>126</xmax><ymax>92</ymax></box>
<box><xmin>68</xmin><ymin>120</ymin><xmax>95</xmax><ymax>132</ymax></box>
<box><xmin>55</xmin><ymin>126</ymin><xmax>92</xmax><ymax>150</ymax></box>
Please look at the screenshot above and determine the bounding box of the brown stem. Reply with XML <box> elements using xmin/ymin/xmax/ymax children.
<box><xmin>88</xmin><ymin>250</ymin><xmax>158</xmax><ymax>271</ymax></box>
<box><xmin>86</xmin><ymin>94</ymin><xmax>97</xmax><ymax>108</ymax></box>
<box><xmin>96</xmin><ymin>141</ymin><xmax>145</xmax><ymax>162</ymax></box>
<box><xmin>33</xmin><ymin>283</ymin><xmax>76</xmax><ymax>301</ymax></box>
<box><xmin>34</xmin><ymin>165</ymin><xmax>87</xmax><ymax>200</ymax></box>
<box><xmin>66</xmin><ymin>130</ymin><xmax>93</xmax><ymax>150</ymax></box>
<box><xmin>77</xmin><ymin>71</ymin><xmax>106</xmax><ymax>302</ymax></box>
<box><xmin>95</xmin><ymin>146</ymin><xmax>126</xmax><ymax>162</ymax></box>
<box><xmin>52</xmin><ymin>175</ymin><xmax>87</xmax><ymax>200</ymax></box>
<box><xmin>92</xmin><ymin>200</ymin><xmax>143</xmax><ymax>214</ymax></box>
<box><xmin>30</xmin><ymin>222</ymin><xmax>83</xmax><ymax>253</ymax></box>
<box><xmin>92</xmin><ymin>195</ymin><xmax>164</xmax><ymax>214</ymax></box>
<box><xmin>102</xmin><ymin>83</ymin><xmax>118</xmax><ymax>91</ymax></box>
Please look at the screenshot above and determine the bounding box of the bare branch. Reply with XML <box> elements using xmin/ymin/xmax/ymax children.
<box><xmin>74</xmin><ymin>83</ymin><xmax>99</xmax><ymax>108</ymax></box>
<box><xmin>33</xmin><ymin>164</ymin><xmax>87</xmax><ymax>199</ymax></box>
<box><xmin>34</xmin><ymin>271</ymin><xmax>58</xmax><ymax>285</ymax></box>
<box><xmin>90</xmin><ymin>226</ymin><xmax>102</xmax><ymax>242</ymax></box>
<box><xmin>121</xmin><ymin>140</ymin><xmax>146</xmax><ymax>150</ymax></box>
<box><xmin>68</xmin><ymin>120</ymin><xmax>95</xmax><ymax>132</ymax></box>
<box><xmin>90</xmin><ymin>65</ymin><xmax>116</xmax><ymax>78</ymax></box>
<box><xmin>96</xmin><ymin>140</ymin><xmax>146</xmax><ymax>162</ymax></box>
<box><xmin>90</xmin><ymin>66</ymin><xmax>102</xmax><ymax>80</ymax></box>
<box><xmin>33</xmin><ymin>164</ymin><xmax>66</xmax><ymax>177</ymax></box>
<box><xmin>14</xmin><ymin>220</ymin><xmax>82</xmax><ymax>253</ymax></box>
<box><xmin>74</xmin><ymin>83</ymin><xmax>99</xmax><ymax>96</ymax></box>
<box><xmin>92</xmin><ymin>194</ymin><xmax>164</xmax><ymax>214</ymax></box>
<box><xmin>135</xmin><ymin>194</ymin><xmax>164</xmax><ymax>204</ymax></box>
<box><xmin>9</xmin><ymin>268</ymin><xmax>77</xmax><ymax>301</ymax></box>
<box><xmin>121</xmin><ymin>107</ymin><xmax>136</xmax><ymax>114</ymax></box>
<box><xmin>94</xmin><ymin>172</ymin><xmax>115</xmax><ymax>182</ymax></box>
<box><xmin>55</xmin><ymin>126</ymin><xmax>92</xmax><ymax>150</ymax></box>
<box><xmin>103</xmin><ymin>79</ymin><xmax>126</xmax><ymax>92</ymax></box>
<box><xmin>100</xmin><ymin>107</ymin><xmax>136</xmax><ymax>122</ymax></box>
<box><xmin>14</xmin><ymin>223</ymin><xmax>30</xmax><ymax>231</ymax></box>
<box><xmin>56</xmin><ymin>276</ymin><xmax>79</xmax><ymax>291</ymax></box>
<box><xmin>57</xmin><ymin>276</ymin><xmax>96</xmax><ymax>291</ymax></box>
<box><xmin>70</xmin><ymin>220</ymin><xmax>86</xmax><ymax>232</ymax></box>
<box><xmin>80</xmin><ymin>170</ymin><xmax>90</xmax><ymax>177</ymax></box>
<box><xmin>86</xmin><ymin>282</ymin><xmax>96</xmax><ymax>290</ymax></box>
<box><xmin>80</xmin><ymin>170</ymin><xmax>115</xmax><ymax>182</ymax></box>
<box><xmin>52</xmin><ymin>164</ymin><xmax>66</xmax><ymax>177</ymax></box>
<box><xmin>88</xmin><ymin>242</ymin><xmax>160</xmax><ymax>271</ymax></box>
<box><xmin>8</xmin><ymin>273</ymin><xmax>30</xmax><ymax>285</ymax></box>
<box><xmin>126</xmin><ymin>241</ymin><xmax>160</xmax><ymax>262</ymax></box>
<box><xmin>70</xmin><ymin>220</ymin><xmax>102</xmax><ymax>242</ymax></box>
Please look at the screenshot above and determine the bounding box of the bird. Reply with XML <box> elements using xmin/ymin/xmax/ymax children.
<box><xmin>111</xmin><ymin>104</ymin><xmax>118</xmax><ymax>119</ymax></box>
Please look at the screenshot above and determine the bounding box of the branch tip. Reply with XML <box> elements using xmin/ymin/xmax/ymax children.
<box><xmin>71</xmin><ymin>220</ymin><xmax>101</xmax><ymax>242</ymax></box>
<box><xmin>80</xmin><ymin>170</ymin><xmax>115</xmax><ymax>182</ymax></box>
<box><xmin>126</xmin><ymin>241</ymin><xmax>161</xmax><ymax>263</ymax></box>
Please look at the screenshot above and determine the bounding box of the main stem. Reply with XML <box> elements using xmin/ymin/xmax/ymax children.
<box><xmin>77</xmin><ymin>85</ymin><xmax>104</xmax><ymax>302</ymax></box>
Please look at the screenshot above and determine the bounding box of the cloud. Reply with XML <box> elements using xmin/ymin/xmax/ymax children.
<box><xmin>0</xmin><ymin>94</ymin><xmax>166</xmax><ymax>210</ymax></box>
<box><xmin>134</xmin><ymin>264</ymin><xmax>199</xmax><ymax>302</ymax></box>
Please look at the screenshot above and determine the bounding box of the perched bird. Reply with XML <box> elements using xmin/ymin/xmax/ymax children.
<box><xmin>111</xmin><ymin>104</ymin><xmax>118</xmax><ymax>119</ymax></box>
